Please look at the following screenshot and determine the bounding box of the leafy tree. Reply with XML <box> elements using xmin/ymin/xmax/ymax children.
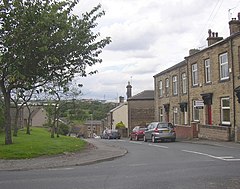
<box><xmin>0</xmin><ymin>0</ymin><xmax>111</xmax><ymax>144</ymax></box>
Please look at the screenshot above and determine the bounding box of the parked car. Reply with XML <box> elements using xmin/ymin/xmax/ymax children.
<box><xmin>101</xmin><ymin>129</ymin><xmax>121</xmax><ymax>139</ymax></box>
<box><xmin>144</xmin><ymin>122</ymin><xmax>176</xmax><ymax>143</ymax></box>
<box><xmin>129</xmin><ymin>126</ymin><xmax>146</xmax><ymax>141</ymax></box>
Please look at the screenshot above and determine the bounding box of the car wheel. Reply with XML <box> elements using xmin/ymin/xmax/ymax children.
<box><xmin>152</xmin><ymin>135</ymin><xmax>156</xmax><ymax>143</ymax></box>
<box><xmin>135</xmin><ymin>135</ymin><xmax>138</xmax><ymax>141</ymax></box>
<box><xmin>143</xmin><ymin>135</ymin><xmax>147</xmax><ymax>142</ymax></box>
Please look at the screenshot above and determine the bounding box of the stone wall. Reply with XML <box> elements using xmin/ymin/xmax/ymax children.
<box><xmin>198</xmin><ymin>124</ymin><xmax>231</xmax><ymax>141</ymax></box>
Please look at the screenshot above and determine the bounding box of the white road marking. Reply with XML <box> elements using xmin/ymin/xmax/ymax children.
<box><xmin>48</xmin><ymin>167</ymin><xmax>74</xmax><ymax>171</ymax></box>
<box><xmin>148</xmin><ymin>143</ymin><xmax>169</xmax><ymax>149</ymax></box>
<box><xmin>129</xmin><ymin>141</ymin><xmax>143</xmax><ymax>145</ymax></box>
<box><xmin>182</xmin><ymin>150</ymin><xmax>240</xmax><ymax>161</ymax></box>
<box><xmin>129</xmin><ymin>163</ymin><xmax>148</xmax><ymax>167</ymax></box>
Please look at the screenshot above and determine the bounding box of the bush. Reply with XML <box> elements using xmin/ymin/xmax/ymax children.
<box><xmin>116</xmin><ymin>121</ymin><xmax>126</xmax><ymax>129</ymax></box>
<box><xmin>58</xmin><ymin>123</ymin><xmax>70</xmax><ymax>136</ymax></box>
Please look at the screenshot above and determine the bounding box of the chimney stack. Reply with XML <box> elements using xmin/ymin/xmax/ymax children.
<box><xmin>126</xmin><ymin>81</ymin><xmax>132</xmax><ymax>99</ymax></box>
<box><xmin>119</xmin><ymin>96</ymin><xmax>124</xmax><ymax>104</ymax></box>
<box><xmin>229</xmin><ymin>13</ymin><xmax>240</xmax><ymax>35</ymax></box>
<box><xmin>189</xmin><ymin>49</ymin><xmax>200</xmax><ymax>56</ymax></box>
<box><xmin>207</xmin><ymin>29</ymin><xmax>223</xmax><ymax>46</ymax></box>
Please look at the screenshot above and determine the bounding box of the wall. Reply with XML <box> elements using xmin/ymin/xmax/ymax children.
<box><xmin>198</xmin><ymin>124</ymin><xmax>231</xmax><ymax>141</ymax></box>
<box><xmin>112</xmin><ymin>103</ymin><xmax>128</xmax><ymax>130</ymax></box>
<box><xmin>128</xmin><ymin>100</ymin><xmax>154</xmax><ymax>132</ymax></box>
<box><xmin>154</xmin><ymin>61</ymin><xmax>188</xmax><ymax>125</ymax></box>
<box><xmin>175</xmin><ymin>123</ymin><xmax>198</xmax><ymax>139</ymax></box>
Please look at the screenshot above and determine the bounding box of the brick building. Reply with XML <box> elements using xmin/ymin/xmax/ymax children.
<box><xmin>154</xmin><ymin>14</ymin><xmax>240</xmax><ymax>142</ymax></box>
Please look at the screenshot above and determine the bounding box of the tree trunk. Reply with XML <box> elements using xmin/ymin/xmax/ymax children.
<box><xmin>26</xmin><ymin>125</ymin><xmax>30</xmax><ymax>135</ymax></box>
<box><xmin>26</xmin><ymin>114</ymin><xmax>31</xmax><ymax>135</ymax></box>
<box><xmin>13</xmin><ymin>109</ymin><xmax>19</xmax><ymax>137</ymax></box>
<box><xmin>4</xmin><ymin>91</ymin><xmax>13</xmax><ymax>145</ymax></box>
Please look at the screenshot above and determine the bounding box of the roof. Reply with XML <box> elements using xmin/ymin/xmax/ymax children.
<box><xmin>153</xmin><ymin>60</ymin><xmax>186</xmax><ymax>78</ymax></box>
<box><xmin>185</xmin><ymin>31</ymin><xmax>240</xmax><ymax>59</ymax></box>
<box><xmin>110</xmin><ymin>102</ymin><xmax>127</xmax><ymax>113</ymax></box>
<box><xmin>127</xmin><ymin>90</ymin><xmax>154</xmax><ymax>101</ymax></box>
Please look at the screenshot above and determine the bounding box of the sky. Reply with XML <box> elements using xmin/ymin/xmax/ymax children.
<box><xmin>72</xmin><ymin>0</ymin><xmax>240</xmax><ymax>102</ymax></box>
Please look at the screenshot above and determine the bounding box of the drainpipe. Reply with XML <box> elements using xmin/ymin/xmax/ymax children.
<box><xmin>230</xmin><ymin>38</ymin><xmax>236</xmax><ymax>141</ymax></box>
<box><xmin>186</xmin><ymin>58</ymin><xmax>191</xmax><ymax>126</ymax></box>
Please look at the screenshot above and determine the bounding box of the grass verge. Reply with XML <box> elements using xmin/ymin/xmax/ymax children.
<box><xmin>0</xmin><ymin>127</ymin><xmax>87</xmax><ymax>159</ymax></box>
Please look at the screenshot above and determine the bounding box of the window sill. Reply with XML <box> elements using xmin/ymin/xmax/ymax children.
<box><xmin>219</xmin><ymin>78</ymin><xmax>230</xmax><ymax>83</ymax></box>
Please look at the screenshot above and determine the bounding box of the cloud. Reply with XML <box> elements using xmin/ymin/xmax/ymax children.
<box><xmin>73</xmin><ymin>0</ymin><xmax>240</xmax><ymax>101</ymax></box>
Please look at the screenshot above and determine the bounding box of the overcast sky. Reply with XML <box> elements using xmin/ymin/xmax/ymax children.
<box><xmin>73</xmin><ymin>0</ymin><xmax>240</xmax><ymax>102</ymax></box>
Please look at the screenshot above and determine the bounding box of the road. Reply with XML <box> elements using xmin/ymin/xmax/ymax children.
<box><xmin>1</xmin><ymin>139</ymin><xmax>240</xmax><ymax>189</ymax></box>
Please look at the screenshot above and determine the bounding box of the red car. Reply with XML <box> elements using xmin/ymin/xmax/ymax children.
<box><xmin>129</xmin><ymin>126</ymin><xmax>146</xmax><ymax>141</ymax></box>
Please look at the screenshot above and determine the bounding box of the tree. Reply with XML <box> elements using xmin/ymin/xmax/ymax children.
<box><xmin>10</xmin><ymin>88</ymin><xmax>34</xmax><ymax>136</ymax></box>
<box><xmin>0</xmin><ymin>0</ymin><xmax>111</xmax><ymax>144</ymax></box>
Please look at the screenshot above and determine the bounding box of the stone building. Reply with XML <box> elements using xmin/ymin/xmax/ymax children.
<box><xmin>154</xmin><ymin>14</ymin><xmax>240</xmax><ymax>142</ymax></box>
<box><xmin>127</xmin><ymin>90</ymin><xmax>155</xmax><ymax>133</ymax></box>
<box><xmin>105</xmin><ymin>82</ymin><xmax>155</xmax><ymax>136</ymax></box>
<box><xmin>154</xmin><ymin>60</ymin><xmax>188</xmax><ymax>126</ymax></box>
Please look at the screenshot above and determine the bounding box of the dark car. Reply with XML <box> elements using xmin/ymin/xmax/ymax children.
<box><xmin>144</xmin><ymin>122</ymin><xmax>176</xmax><ymax>143</ymax></box>
<box><xmin>129</xmin><ymin>126</ymin><xmax>146</xmax><ymax>141</ymax></box>
<box><xmin>101</xmin><ymin>129</ymin><xmax>121</xmax><ymax>139</ymax></box>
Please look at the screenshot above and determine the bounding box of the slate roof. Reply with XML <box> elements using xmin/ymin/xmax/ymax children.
<box><xmin>153</xmin><ymin>60</ymin><xmax>186</xmax><ymax>78</ymax></box>
<box><xmin>127</xmin><ymin>90</ymin><xmax>154</xmax><ymax>101</ymax></box>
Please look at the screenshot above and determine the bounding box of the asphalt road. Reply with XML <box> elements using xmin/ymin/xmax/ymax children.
<box><xmin>1</xmin><ymin>139</ymin><xmax>240</xmax><ymax>189</ymax></box>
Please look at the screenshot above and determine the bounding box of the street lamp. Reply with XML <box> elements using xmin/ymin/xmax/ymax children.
<box><xmin>90</xmin><ymin>114</ymin><xmax>93</xmax><ymax>138</ymax></box>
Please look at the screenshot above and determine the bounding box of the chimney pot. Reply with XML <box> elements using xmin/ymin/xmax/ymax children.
<box><xmin>208</xmin><ymin>29</ymin><xmax>212</xmax><ymax>37</ymax></box>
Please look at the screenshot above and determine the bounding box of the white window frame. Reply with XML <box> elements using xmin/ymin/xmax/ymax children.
<box><xmin>172</xmin><ymin>76</ymin><xmax>178</xmax><ymax>95</ymax></box>
<box><xmin>219</xmin><ymin>53</ymin><xmax>229</xmax><ymax>80</ymax></box>
<box><xmin>193</xmin><ymin>100</ymin><xmax>200</xmax><ymax>122</ymax></box>
<box><xmin>173</xmin><ymin>107</ymin><xmax>178</xmax><ymax>125</ymax></box>
<box><xmin>165</xmin><ymin>78</ymin><xmax>169</xmax><ymax>96</ymax></box>
<box><xmin>192</xmin><ymin>63</ymin><xmax>198</xmax><ymax>86</ymax></box>
<box><xmin>159</xmin><ymin>80</ymin><xmax>163</xmax><ymax>97</ymax></box>
<box><xmin>182</xmin><ymin>73</ymin><xmax>187</xmax><ymax>94</ymax></box>
<box><xmin>159</xmin><ymin>107</ymin><xmax>163</xmax><ymax>122</ymax></box>
<box><xmin>205</xmin><ymin>59</ymin><xmax>211</xmax><ymax>83</ymax></box>
<box><xmin>221</xmin><ymin>97</ymin><xmax>230</xmax><ymax>125</ymax></box>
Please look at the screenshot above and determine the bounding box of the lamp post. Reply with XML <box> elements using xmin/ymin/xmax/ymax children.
<box><xmin>90</xmin><ymin>114</ymin><xmax>93</xmax><ymax>138</ymax></box>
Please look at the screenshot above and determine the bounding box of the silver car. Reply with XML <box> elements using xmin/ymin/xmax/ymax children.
<box><xmin>143</xmin><ymin>122</ymin><xmax>176</xmax><ymax>143</ymax></box>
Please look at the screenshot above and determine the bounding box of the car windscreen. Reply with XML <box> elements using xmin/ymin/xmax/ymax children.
<box><xmin>139</xmin><ymin>128</ymin><xmax>146</xmax><ymax>131</ymax></box>
<box><xmin>157</xmin><ymin>123</ymin><xmax>169</xmax><ymax>128</ymax></box>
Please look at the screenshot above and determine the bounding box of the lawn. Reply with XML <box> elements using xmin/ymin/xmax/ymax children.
<box><xmin>0</xmin><ymin>127</ymin><xmax>87</xmax><ymax>159</ymax></box>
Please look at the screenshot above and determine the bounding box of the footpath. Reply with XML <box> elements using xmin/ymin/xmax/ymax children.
<box><xmin>0</xmin><ymin>139</ymin><xmax>127</xmax><ymax>171</ymax></box>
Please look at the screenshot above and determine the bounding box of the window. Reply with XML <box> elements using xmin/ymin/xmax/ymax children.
<box><xmin>193</xmin><ymin>101</ymin><xmax>200</xmax><ymax>122</ymax></box>
<box><xmin>165</xmin><ymin>78</ymin><xmax>169</xmax><ymax>96</ymax></box>
<box><xmin>159</xmin><ymin>80</ymin><xmax>163</xmax><ymax>97</ymax></box>
<box><xmin>221</xmin><ymin>97</ymin><xmax>230</xmax><ymax>125</ymax></box>
<box><xmin>205</xmin><ymin>59</ymin><xmax>211</xmax><ymax>83</ymax></box>
<box><xmin>192</xmin><ymin>63</ymin><xmax>198</xmax><ymax>86</ymax></box>
<box><xmin>182</xmin><ymin>73</ymin><xmax>187</xmax><ymax>94</ymax></box>
<box><xmin>159</xmin><ymin>107</ymin><xmax>163</xmax><ymax>122</ymax></box>
<box><xmin>219</xmin><ymin>53</ymin><xmax>229</xmax><ymax>80</ymax></box>
<box><xmin>172</xmin><ymin>76</ymin><xmax>178</xmax><ymax>95</ymax></box>
<box><xmin>173</xmin><ymin>107</ymin><xmax>178</xmax><ymax>125</ymax></box>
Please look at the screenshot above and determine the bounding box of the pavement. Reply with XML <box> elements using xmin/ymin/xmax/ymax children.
<box><xmin>0</xmin><ymin>139</ymin><xmax>127</xmax><ymax>171</ymax></box>
<box><xmin>0</xmin><ymin>138</ymin><xmax>239</xmax><ymax>171</ymax></box>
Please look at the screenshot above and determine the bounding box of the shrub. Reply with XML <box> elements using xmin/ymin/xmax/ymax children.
<box><xmin>116</xmin><ymin>121</ymin><xmax>126</xmax><ymax>129</ymax></box>
<box><xmin>58</xmin><ymin>123</ymin><xmax>70</xmax><ymax>136</ymax></box>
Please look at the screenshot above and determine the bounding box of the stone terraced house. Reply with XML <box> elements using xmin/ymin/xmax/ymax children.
<box><xmin>154</xmin><ymin>14</ymin><xmax>240</xmax><ymax>142</ymax></box>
